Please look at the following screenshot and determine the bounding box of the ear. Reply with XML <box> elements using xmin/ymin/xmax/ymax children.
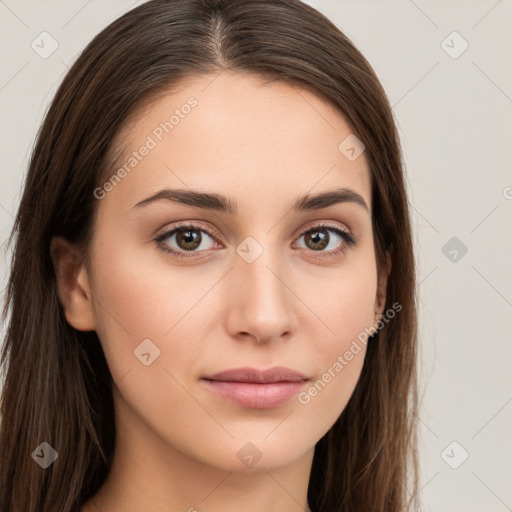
<box><xmin>374</xmin><ymin>249</ymin><xmax>392</xmax><ymax>317</ymax></box>
<box><xmin>50</xmin><ymin>236</ymin><xmax>96</xmax><ymax>331</ymax></box>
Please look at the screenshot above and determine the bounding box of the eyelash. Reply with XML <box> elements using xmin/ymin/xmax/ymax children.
<box><xmin>154</xmin><ymin>221</ymin><xmax>356</xmax><ymax>260</ymax></box>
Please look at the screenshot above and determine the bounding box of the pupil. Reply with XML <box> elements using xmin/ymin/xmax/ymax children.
<box><xmin>178</xmin><ymin>229</ymin><xmax>201</xmax><ymax>250</ymax></box>
<box><xmin>308</xmin><ymin>230</ymin><xmax>328</xmax><ymax>250</ymax></box>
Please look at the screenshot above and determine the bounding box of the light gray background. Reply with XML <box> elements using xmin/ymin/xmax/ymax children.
<box><xmin>1</xmin><ymin>1</ymin><xmax>511</xmax><ymax>511</ymax></box>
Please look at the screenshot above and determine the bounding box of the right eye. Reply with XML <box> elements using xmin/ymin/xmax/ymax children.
<box><xmin>154</xmin><ymin>222</ymin><xmax>221</xmax><ymax>259</ymax></box>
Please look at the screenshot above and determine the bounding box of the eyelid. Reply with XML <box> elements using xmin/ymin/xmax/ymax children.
<box><xmin>296</xmin><ymin>220</ymin><xmax>355</xmax><ymax>242</ymax></box>
<box><xmin>155</xmin><ymin>220</ymin><xmax>222</xmax><ymax>243</ymax></box>
<box><xmin>292</xmin><ymin>220</ymin><xmax>357</xmax><ymax>257</ymax></box>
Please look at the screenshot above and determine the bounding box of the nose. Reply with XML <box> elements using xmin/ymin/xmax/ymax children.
<box><xmin>224</xmin><ymin>242</ymin><xmax>298</xmax><ymax>344</ymax></box>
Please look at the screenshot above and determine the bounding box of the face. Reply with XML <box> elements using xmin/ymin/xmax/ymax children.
<box><xmin>56</xmin><ymin>71</ymin><xmax>387</xmax><ymax>473</ymax></box>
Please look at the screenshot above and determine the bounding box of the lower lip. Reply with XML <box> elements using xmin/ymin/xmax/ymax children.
<box><xmin>201</xmin><ymin>379</ymin><xmax>308</xmax><ymax>409</ymax></box>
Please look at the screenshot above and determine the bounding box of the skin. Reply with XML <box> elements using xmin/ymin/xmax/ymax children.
<box><xmin>51</xmin><ymin>71</ymin><xmax>390</xmax><ymax>512</ymax></box>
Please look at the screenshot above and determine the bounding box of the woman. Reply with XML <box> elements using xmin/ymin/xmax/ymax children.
<box><xmin>0</xmin><ymin>1</ymin><xmax>419</xmax><ymax>511</ymax></box>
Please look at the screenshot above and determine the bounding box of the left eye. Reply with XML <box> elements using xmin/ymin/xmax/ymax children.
<box><xmin>294</xmin><ymin>226</ymin><xmax>355</xmax><ymax>254</ymax></box>
<box><xmin>154</xmin><ymin>222</ymin><xmax>356</xmax><ymax>259</ymax></box>
<box><xmin>154</xmin><ymin>224</ymin><xmax>218</xmax><ymax>257</ymax></box>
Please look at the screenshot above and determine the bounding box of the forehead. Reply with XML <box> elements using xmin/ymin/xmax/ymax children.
<box><xmin>101</xmin><ymin>71</ymin><xmax>371</xmax><ymax>217</ymax></box>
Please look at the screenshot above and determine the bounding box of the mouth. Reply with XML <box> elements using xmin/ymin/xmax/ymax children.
<box><xmin>201</xmin><ymin>366</ymin><xmax>310</xmax><ymax>409</ymax></box>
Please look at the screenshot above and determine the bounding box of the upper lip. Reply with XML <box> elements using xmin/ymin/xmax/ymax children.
<box><xmin>202</xmin><ymin>366</ymin><xmax>309</xmax><ymax>384</ymax></box>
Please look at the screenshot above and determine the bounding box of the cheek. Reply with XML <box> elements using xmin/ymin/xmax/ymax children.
<box><xmin>306</xmin><ymin>251</ymin><xmax>377</xmax><ymax>346</ymax></box>
<box><xmin>295</xmin><ymin>347</ymin><xmax>366</xmax><ymax>442</ymax></box>
<box><xmin>295</xmin><ymin>257</ymin><xmax>376</xmax><ymax>413</ymax></box>
<box><xmin>294</xmin><ymin>285</ymin><xmax>372</xmax><ymax>434</ymax></box>
<box><xmin>88</xmin><ymin>239</ymin><xmax>219</xmax><ymax>379</ymax></box>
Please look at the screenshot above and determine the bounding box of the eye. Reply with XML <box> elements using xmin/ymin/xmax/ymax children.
<box><xmin>154</xmin><ymin>222</ymin><xmax>220</xmax><ymax>258</ymax></box>
<box><xmin>293</xmin><ymin>222</ymin><xmax>356</xmax><ymax>258</ymax></box>
<box><xmin>154</xmin><ymin>221</ymin><xmax>356</xmax><ymax>259</ymax></box>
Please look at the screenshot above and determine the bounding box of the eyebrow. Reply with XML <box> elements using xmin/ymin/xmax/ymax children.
<box><xmin>132</xmin><ymin>187</ymin><xmax>369</xmax><ymax>214</ymax></box>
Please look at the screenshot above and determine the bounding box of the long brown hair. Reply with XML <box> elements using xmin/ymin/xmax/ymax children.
<box><xmin>0</xmin><ymin>1</ymin><xmax>419</xmax><ymax>510</ymax></box>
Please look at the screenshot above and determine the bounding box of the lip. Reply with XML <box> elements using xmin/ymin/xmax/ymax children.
<box><xmin>201</xmin><ymin>366</ymin><xmax>309</xmax><ymax>409</ymax></box>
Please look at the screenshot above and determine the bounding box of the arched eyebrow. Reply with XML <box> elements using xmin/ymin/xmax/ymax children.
<box><xmin>131</xmin><ymin>187</ymin><xmax>369</xmax><ymax>214</ymax></box>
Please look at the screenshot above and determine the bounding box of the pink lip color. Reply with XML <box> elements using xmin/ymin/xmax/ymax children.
<box><xmin>201</xmin><ymin>366</ymin><xmax>309</xmax><ymax>409</ymax></box>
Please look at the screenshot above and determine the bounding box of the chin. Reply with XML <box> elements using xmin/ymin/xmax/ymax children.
<box><xmin>195</xmin><ymin>433</ymin><xmax>314</xmax><ymax>473</ymax></box>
